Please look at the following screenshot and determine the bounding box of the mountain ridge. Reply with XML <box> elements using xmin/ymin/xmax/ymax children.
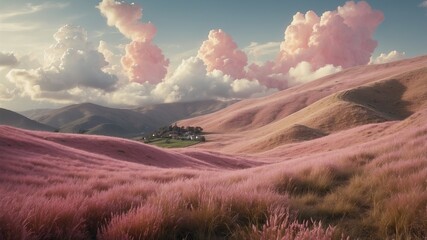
<box><xmin>0</xmin><ymin>108</ymin><xmax>55</xmax><ymax>132</ymax></box>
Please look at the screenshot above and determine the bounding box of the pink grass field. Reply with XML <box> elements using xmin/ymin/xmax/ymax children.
<box><xmin>1</xmin><ymin>56</ymin><xmax>427</xmax><ymax>239</ymax></box>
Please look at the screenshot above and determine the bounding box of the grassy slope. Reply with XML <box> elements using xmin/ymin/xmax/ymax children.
<box><xmin>1</xmin><ymin>114</ymin><xmax>425</xmax><ymax>239</ymax></box>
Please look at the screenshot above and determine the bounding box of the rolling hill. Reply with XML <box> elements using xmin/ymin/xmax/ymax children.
<box><xmin>0</xmin><ymin>108</ymin><xmax>55</xmax><ymax>131</ymax></box>
<box><xmin>0</xmin><ymin>125</ymin><xmax>258</xmax><ymax>170</ymax></box>
<box><xmin>179</xmin><ymin>55</ymin><xmax>427</xmax><ymax>153</ymax></box>
<box><xmin>179</xmin><ymin>56</ymin><xmax>427</xmax><ymax>133</ymax></box>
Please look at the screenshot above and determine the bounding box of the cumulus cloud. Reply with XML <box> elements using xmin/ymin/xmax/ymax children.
<box><xmin>44</xmin><ymin>25</ymin><xmax>90</xmax><ymax>66</ymax></box>
<box><xmin>369</xmin><ymin>50</ymin><xmax>406</xmax><ymax>64</ymax></box>
<box><xmin>98</xmin><ymin>0</ymin><xmax>169</xmax><ymax>84</ymax></box>
<box><xmin>97</xmin><ymin>40</ymin><xmax>127</xmax><ymax>79</ymax></box>
<box><xmin>98</xmin><ymin>40</ymin><xmax>115</xmax><ymax>64</ymax></box>
<box><xmin>287</xmin><ymin>62</ymin><xmax>342</xmax><ymax>87</ymax></box>
<box><xmin>7</xmin><ymin>25</ymin><xmax>118</xmax><ymax>103</ymax></box>
<box><xmin>198</xmin><ymin>29</ymin><xmax>248</xmax><ymax>79</ymax></box>
<box><xmin>152</xmin><ymin>57</ymin><xmax>276</xmax><ymax>103</ymax></box>
<box><xmin>279</xmin><ymin>1</ymin><xmax>383</xmax><ymax>69</ymax></box>
<box><xmin>153</xmin><ymin>57</ymin><xmax>229</xmax><ymax>102</ymax></box>
<box><xmin>231</xmin><ymin>78</ymin><xmax>277</xmax><ymax>99</ymax></box>
<box><xmin>121</xmin><ymin>40</ymin><xmax>168</xmax><ymax>84</ymax></box>
<box><xmin>245</xmin><ymin>61</ymin><xmax>342</xmax><ymax>89</ymax></box>
<box><xmin>246</xmin><ymin>61</ymin><xmax>288</xmax><ymax>89</ymax></box>
<box><xmin>107</xmin><ymin>82</ymin><xmax>156</xmax><ymax>106</ymax></box>
<box><xmin>97</xmin><ymin>0</ymin><xmax>155</xmax><ymax>42</ymax></box>
<box><xmin>246</xmin><ymin>1</ymin><xmax>383</xmax><ymax>89</ymax></box>
<box><xmin>0</xmin><ymin>52</ymin><xmax>18</xmax><ymax>67</ymax></box>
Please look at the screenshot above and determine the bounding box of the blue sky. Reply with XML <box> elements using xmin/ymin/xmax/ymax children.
<box><xmin>1</xmin><ymin>0</ymin><xmax>426</xmax><ymax>61</ymax></box>
<box><xmin>0</xmin><ymin>0</ymin><xmax>426</xmax><ymax>111</ymax></box>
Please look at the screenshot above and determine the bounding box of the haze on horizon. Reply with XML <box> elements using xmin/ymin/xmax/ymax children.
<box><xmin>0</xmin><ymin>0</ymin><xmax>426</xmax><ymax>111</ymax></box>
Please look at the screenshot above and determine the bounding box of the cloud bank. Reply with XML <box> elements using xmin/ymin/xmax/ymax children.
<box><xmin>5</xmin><ymin>1</ymin><xmax>386</xmax><ymax>108</ymax></box>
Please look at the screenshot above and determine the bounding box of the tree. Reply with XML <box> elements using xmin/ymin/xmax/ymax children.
<box><xmin>186</xmin><ymin>126</ymin><xmax>195</xmax><ymax>133</ymax></box>
<box><xmin>195</xmin><ymin>126</ymin><xmax>203</xmax><ymax>134</ymax></box>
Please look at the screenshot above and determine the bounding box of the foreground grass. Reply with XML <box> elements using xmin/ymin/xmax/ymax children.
<box><xmin>272</xmin><ymin>131</ymin><xmax>427</xmax><ymax>239</ymax></box>
<box><xmin>0</xmin><ymin>125</ymin><xmax>426</xmax><ymax>239</ymax></box>
<box><xmin>0</xmin><ymin>174</ymin><xmax>338</xmax><ymax>240</ymax></box>
<box><xmin>146</xmin><ymin>138</ymin><xmax>201</xmax><ymax>148</ymax></box>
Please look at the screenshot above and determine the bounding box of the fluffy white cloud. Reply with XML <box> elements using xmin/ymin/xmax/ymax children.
<box><xmin>98</xmin><ymin>40</ymin><xmax>115</xmax><ymax>64</ymax></box>
<box><xmin>7</xmin><ymin>25</ymin><xmax>118</xmax><ymax>103</ymax></box>
<box><xmin>0</xmin><ymin>52</ymin><xmax>18</xmax><ymax>67</ymax></box>
<box><xmin>107</xmin><ymin>82</ymin><xmax>156</xmax><ymax>106</ymax></box>
<box><xmin>231</xmin><ymin>78</ymin><xmax>277</xmax><ymax>99</ymax></box>
<box><xmin>288</xmin><ymin>62</ymin><xmax>342</xmax><ymax>87</ymax></box>
<box><xmin>369</xmin><ymin>50</ymin><xmax>406</xmax><ymax>64</ymax></box>
<box><xmin>152</xmin><ymin>57</ymin><xmax>276</xmax><ymax>103</ymax></box>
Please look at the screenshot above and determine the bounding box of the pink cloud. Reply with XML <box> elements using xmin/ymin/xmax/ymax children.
<box><xmin>198</xmin><ymin>29</ymin><xmax>248</xmax><ymax>79</ymax></box>
<box><xmin>98</xmin><ymin>0</ymin><xmax>168</xmax><ymax>84</ymax></box>
<box><xmin>196</xmin><ymin>2</ymin><xmax>383</xmax><ymax>90</ymax></box>
<box><xmin>248</xmin><ymin>1</ymin><xmax>383</xmax><ymax>89</ymax></box>
<box><xmin>276</xmin><ymin>1</ymin><xmax>383</xmax><ymax>71</ymax></box>
<box><xmin>121</xmin><ymin>41</ymin><xmax>169</xmax><ymax>85</ymax></box>
<box><xmin>98</xmin><ymin>0</ymin><xmax>155</xmax><ymax>42</ymax></box>
<box><xmin>246</xmin><ymin>61</ymin><xmax>287</xmax><ymax>89</ymax></box>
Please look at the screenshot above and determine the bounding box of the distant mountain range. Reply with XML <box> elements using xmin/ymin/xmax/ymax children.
<box><xmin>7</xmin><ymin>99</ymin><xmax>237</xmax><ymax>137</ymax></box>
<box><xmin>0</xmin><ymin>108</ymin><xmax>55</xmax><ymax>132</ymax></box>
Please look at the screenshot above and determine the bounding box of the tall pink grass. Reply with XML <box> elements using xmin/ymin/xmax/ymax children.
<box><xmin>0</xmin><ymin>118</ymin><xmax>426</xmax><ymax>239</ymax></box>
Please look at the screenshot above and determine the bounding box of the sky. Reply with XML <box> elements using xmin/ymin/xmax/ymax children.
<box><xmin>0</xmin><ymin>0</ymin><xmax>426</xmax><ymax>111</ymax></box>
